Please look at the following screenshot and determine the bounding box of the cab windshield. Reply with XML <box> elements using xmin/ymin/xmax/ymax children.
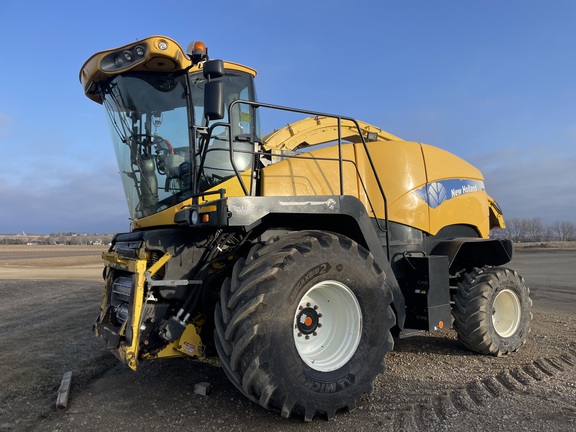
<box><xmin>100</xmin><ymin>70</ymin><xmax>257</xmax><ymax>219</ymax></box>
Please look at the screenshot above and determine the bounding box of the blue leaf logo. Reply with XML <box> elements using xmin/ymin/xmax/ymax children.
<box><xmin>427</xmin><ymin>182</ymin><xmax>447</xmax><ymax>209</ymax></box>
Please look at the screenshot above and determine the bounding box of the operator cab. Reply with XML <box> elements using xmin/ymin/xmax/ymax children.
<box><xmin>81</xmin><ymin>37</ymin><xmax>260</xmax><ymax>220</ymax></box>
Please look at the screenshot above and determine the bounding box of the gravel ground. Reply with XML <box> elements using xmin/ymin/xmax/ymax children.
<box><xmin>0</xmin><ymin>246</ymin><xmax>574</xmax><ymax>431</ymax></box>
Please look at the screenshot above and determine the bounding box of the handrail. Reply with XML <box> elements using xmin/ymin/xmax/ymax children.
<box><xmin>212</xmin><ymin>99</ymin><xmax>391</xmax><ymax>259</ymax></box>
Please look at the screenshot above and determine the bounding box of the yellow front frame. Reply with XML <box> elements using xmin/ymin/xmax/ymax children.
<box><xmin>99</xmin><ymin>250</ymin><xmax>204</xmax><ymax>370</ymax></box>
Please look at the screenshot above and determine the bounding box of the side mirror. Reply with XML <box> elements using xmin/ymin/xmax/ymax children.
<box><xmin>203</xmin><ymin>60</ymin><xmax>225</xmax><ymax>121</ymax></box>
<box><xmin>203</xmin><ymin>59</ymin><xmax>224</xmax><ymax>79</ymax></box>
<box><xmin>204</xmin><ymin>80</ymin><xmax>224</xmax><ymax>121</ymax></box>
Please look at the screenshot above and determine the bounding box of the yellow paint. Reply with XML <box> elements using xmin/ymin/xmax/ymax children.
<box><xmin>419</xmin><ymin>145</ymin><xmax>489</xmax><ymax>237</ymax></box>
<box><xmin>150</xmin><ymin>323</ymin><xmax>204</xmax><ymax>359</ymax></box>
<box><xmin>420</xmin><ymin>144</ymin><xmax>483</xmax><ymax>181</ymax></box>
<box><xmin>133</xmin><ymin>172</ymin><xmax>252</xmax><ymax>229</ymax></box>
<box><xmin>259</xmin><ymin>116</ymin><xmax>494</xmax><ymax>237</ymax></box>
<box><xmin>204</xmin><ymin>171</ymin><xmax>253</xmax><ymax>197</ymax></box>
<box><xmin>260</xmin><ymin>137</ymin><xmax>493</xmax><ymax>237</ymax></box>
<box><xmin>428</xmin><ymin>192</ymin><xmax>490</xmax><ymax>238</ymax></box>
<box><xmin>80</xmin><ymin>35</ymin><xmax>256</xmax><ymax>105</ymax></box>
<box><xmin>147</xmin><ymin>252</ymin><xmax>172</xmax><ymax>277</ymax></box>
<box><xmin>260</xmin><ymin>140</ymin><xmax>431</xmax><ymax>232</ymax></box>
<box><xmin>261</xmin><ymin>145</ymin><xmax>359</xmax><ymax>197</ymax></box>
<box><xmin>354</xmin><ymin>141</ymin><xmax>430</xmax><ymax>232</ymax></box>
<box><xmin>130</xmin><ymin>200</ymin><xmax>192</xmax><ymax>230</ymax></box>
<box><xmin>99</xmin><ymin>248</ymin><xmax>163</xmax><ymax>371</ymax></box>
<box><xmin>114</xmin><ymin>257</ymin><xmax>147</xmax><ymax>371</ymax></box>
<box><xmin>263</xmin><ymin>116</ymin><xmax>403</xmax><ymax>151</ymax></box>
<box><xmin>488</xmin><ymin>195</ymin><xmax>506</xmax><ymax>229</ymax></box>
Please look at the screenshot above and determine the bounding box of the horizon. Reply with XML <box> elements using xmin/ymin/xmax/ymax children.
<box><xmin>3</xmin><ymin>214</ymin><xmax>575</xmax><ymax>239</ymax></box>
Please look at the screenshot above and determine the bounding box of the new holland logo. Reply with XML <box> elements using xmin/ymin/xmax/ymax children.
<box><xmin>414</xmin><ymin>179</ymin><xmax>485</xmax><ymax>209</ymax></box>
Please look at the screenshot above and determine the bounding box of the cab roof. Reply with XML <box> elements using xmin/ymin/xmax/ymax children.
<box><xmin>80</xmin><ymin>35</ymin><xmax>257</xmax><ymax>104</ymax></box>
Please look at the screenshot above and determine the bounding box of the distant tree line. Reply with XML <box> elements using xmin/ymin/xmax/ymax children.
<box><xmin>496</xmin><ymin>218</ymin><xmax>576</xmax><ymax>242</ymax></box>
<box><xmin>0</xmin><ymin>233</ymin><xmax>114</xmax><ymax>245</ymax></box>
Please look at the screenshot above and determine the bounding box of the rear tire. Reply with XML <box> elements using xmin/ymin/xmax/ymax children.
<box><xmin>214</xmin><ymin>230</ymin><xmax>395</xmax><ymax>421</ymax></box>
<box><xmin>453</xmin><ymin>266</ymin><xmax>532</xmax><ymax>356</ymax></box>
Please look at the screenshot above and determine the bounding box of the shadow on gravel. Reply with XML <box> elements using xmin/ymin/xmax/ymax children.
<box><xmin>393</xmin><ymin>332</ymin><xmax>471</xmax><ymax>357</ymax></box>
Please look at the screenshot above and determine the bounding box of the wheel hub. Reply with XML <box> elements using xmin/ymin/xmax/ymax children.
<box><xmin>296</xmin><ymin>307</ymin><xmax>319</xmax><ymax>335</ymax></box>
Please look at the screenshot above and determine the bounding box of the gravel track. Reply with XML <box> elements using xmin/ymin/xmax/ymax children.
<box><xmin>0</xmin><ymin>247</ymin><xmax>574</xmax><ymax>431</ymax></box>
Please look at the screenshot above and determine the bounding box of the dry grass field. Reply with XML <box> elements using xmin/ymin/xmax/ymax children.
<box><xmin>0</xmin><ymin>245</ymin><xmax>107</xmax><ymax>280</ymax></box>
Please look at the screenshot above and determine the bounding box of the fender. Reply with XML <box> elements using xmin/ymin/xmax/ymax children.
<box><xmin>224</xmin><ymin>194</ymin><xmax>407</xmax><ymax>329</ymax></box>
<box><xmin>430</xmin><ymin>238</ymin><xmax>513</xmax><ymax>274</ymax></box>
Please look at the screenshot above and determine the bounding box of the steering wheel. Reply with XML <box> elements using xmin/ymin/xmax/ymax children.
<box><xmin>130</xmin><ymin>134</ymin><xmax>175</xmax><ymax>175</ymax></box>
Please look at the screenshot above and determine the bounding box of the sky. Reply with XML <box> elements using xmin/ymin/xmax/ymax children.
<box><xmin>1</xmin><ymin>0</ymin><xmax>575</xmax><ymax>234</ymax></box>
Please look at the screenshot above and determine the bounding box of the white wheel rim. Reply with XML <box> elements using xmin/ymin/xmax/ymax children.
<box><xmin>492</xmin><ymin>288</ymin><xmax>521</xmax><ymax>338</ymax></box>
<box><xmin>293</xmin><ymin>280</ymin><xmax>362</xmax><ymax>372</ymax></box>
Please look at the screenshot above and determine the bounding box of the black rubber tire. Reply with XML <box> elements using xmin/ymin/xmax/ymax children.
<box><xmin>453</xmin><ymin>266</ymin><xmax>532</xmax><ymax>356</ymax></box>
<box><xmin>214</xmin><ymin>230</ymin><xmax>395</xmax><ymax>421</ymax></box>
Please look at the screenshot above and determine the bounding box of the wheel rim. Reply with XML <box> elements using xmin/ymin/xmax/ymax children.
<box><xmin>492</xmin><ymin>288</ymin><xmax>521</xmax><ymax>337</ymax></box>
<box><xmin>293</xmin><ymin>280</ymin><xmax>362</xmax><ymax>372</ymax></box>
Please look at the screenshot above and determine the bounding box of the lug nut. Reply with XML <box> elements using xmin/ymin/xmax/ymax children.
<box><xmin>318</xmin><ymin>323</ymin><xmax>323</xmax><ymax>328</ymax></box>
<box><xmin>313</xmin><ymin>332</ymin><xmax>317</xmax><ymax>336</ymax></box>
<box><xmin>305</xmin><ymin>335</ymin><xmax>310</xmax><ymax>340</ymax></box>
<box><xmin>297</xmin><ymin>332</ymin><xmax>302</xmax><ymax>337</ymax></box>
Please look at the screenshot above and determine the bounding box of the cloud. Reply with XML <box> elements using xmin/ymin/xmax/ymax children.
<box><xmin>0</xmin><ymin>112</ymin><xmax>14</xmax><ymax>139</ymax></box>
<box><xmin>0</xmin><ymin>118</ymin><xmax>133</xmax><ymax>234</ymax></box>
<box><xmin>562</xmin><ymin>123</ymin><xmax>576</xmax><ymax>141</ymax></box>
<box><xmin>472</xmin><ymin>148</ymin><xmax>576</xmax><ymax>224</ymax></box>
<box><xmin>0</xmin><ymin>163</ymin><xmax>128</xmax><ymax>234</ymax></box>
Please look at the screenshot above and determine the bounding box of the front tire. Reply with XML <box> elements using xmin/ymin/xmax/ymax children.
<box><xmin>453</xmin><ymin>266</ymin><xmax>532</xmax><ymax>356</ymax></box>
<box><xmin>214</xmin><ymin>230</ymin><xmax>395</xmax><ymax>421</ymax></box>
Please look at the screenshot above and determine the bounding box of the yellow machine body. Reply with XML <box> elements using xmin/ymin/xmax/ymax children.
<box><xmin>132</xmin><ymin>116</ymin><xmax>501</xmax><ymax>237</ymax></box>
<box><xmin>225</xmin><ymin>116</ymin><xmax>498</xmax><ymax>238</ymax></box>
<box><xmin>81</xmin><ymin>36</ymin><xmax>507</xmax><ymax>372</ymax></box>
<box><xmin>80</xmin><ymin>36</ymin><xmax>502</xmax><ymax>238</ymax></box>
